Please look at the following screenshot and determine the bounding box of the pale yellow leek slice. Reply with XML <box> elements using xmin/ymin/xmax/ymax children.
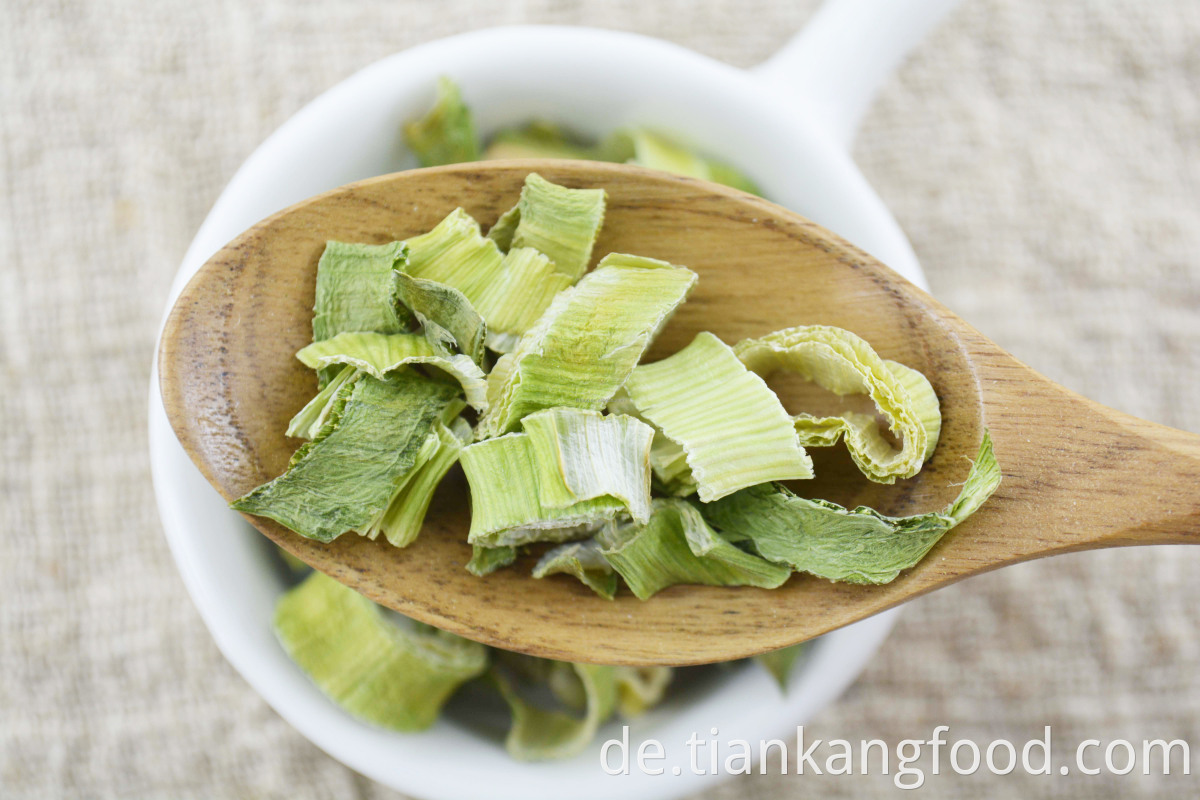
<box><xmin>459</xmin><ymin>432</ymin><xmax>625</xmax><ymax>547</ymax></box>
<box><xmin>613</xmin><ymin>666</ymin><xmax>674</xmax><ymax>717</ymax></box>
<box><xmin>734</xmin><ymin>326</ymin><xmax>940</xmax><ymax>484</ymax></box>
<box><xmin>491</xmin><ymin>172</ymin><xmax>606</xmax><ymax>281</ymax></box>
<box><xmin>472</xmin><ymin>247</ymin><xmax>573</xmax><ymax>353</ymax></box>
<box><xmin>477</xmin><ymin>253</ymin><xmax>697</xmax><ymax>439</ymax></box>
<box><xmin>521</xmin><ymin>408</ymin><xmax>654</xmax><ymax>524</ymax></box>
<box><xmin>620</xmin><ymin>332</ymin><xmax>813</xmax><ymax>502</ymax></box>
<box><xmin>403</xmin><ymin>208</ymin><xmax>506</xmax><ymax>304</ymax></box>
<box><xmin>274</xmin><ymin>572</ymin><xmax>487</xmax><ymax>731</ymax></box>
<box><xmin>296</xmin><ymin>331</ymin><xmax>488</xmax><ymax>412</ymax></box>
<box><xmin>598</xmin><ymin>498</ymin><xmax>791</xmax><ymax>600</ymax></box>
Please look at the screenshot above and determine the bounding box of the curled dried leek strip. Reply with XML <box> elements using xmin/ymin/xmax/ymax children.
<box><xmin>402</xmin><ymin>76</ymin><xmax>480</xmax><ymax>167</ymax></box>
<box><xmin>734</xmin><ymin>325</ymin><xmax>941</xmax><ymax>484</ymax></box>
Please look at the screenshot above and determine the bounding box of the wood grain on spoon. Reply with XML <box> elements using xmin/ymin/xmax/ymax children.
<box><xmin>158</xmin><ymin>160</ymin><xmax>1200</xmax><ymax>666</ymax></box>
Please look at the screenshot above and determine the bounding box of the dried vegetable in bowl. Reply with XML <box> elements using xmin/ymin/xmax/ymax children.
<box><xmin>240</xmin><ymin>80</ymin><xmax>1001</xmax><ymax>760</ymax></box>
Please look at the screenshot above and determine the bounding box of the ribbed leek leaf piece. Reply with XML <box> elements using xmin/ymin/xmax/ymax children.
<box><xmin>231</xmin><ymin>372</ymin><xmax>460</xmax><ymax>542</ymax></box>
<box><xmin>296</xmin><ymin>331</ymin><xmax>488</xmax><ymax>412</ymax></box>
<box><xmin>493</xmin><ymin>661</ymin><xmax>617</xmax><ymax>761</ymax></box>
<box><xmin>403</xmin><ymin>208</ymin><xmax>506</xmax><ymax>306</ymax></box>
<box><xmin>610</xmin><ymin>129</ymin><xmax>762</xmax><ymax>195</ymax></box>
<box><xmin>522</xmin><ymin>408</ymin><xmax>655</xmax><ymax>524</ymax></box>
<box><xmin>532</xmin><ymin>539</ymin><xmax>618</xmax><ymax>600</ymax></box>
<box><xmin>598</xmin><ymin>498</ymin><xmax>791</xmax><ymax>600</ymax></box>
<box><xmin>460</xmin><ymin>431</ymin><xmax>626</xmax><ymax>547</ymax></box>
<box><xmin>703</xmin><ymin>432</ymin><xmax>1001</xmax><ymax>585</ymax></box>
<box><xmin>402</xmin><ymin>76</ymin><xmax>480</xmax><ymax>167</ymax></box>
<box><xmin>473</xmin><ymin>247</ymin><xmax>573</xmax><ymax>354</ymax></box>
<box><xmin>734</xmin><ymin>325</ymin><xmax>940</xmax><ymax>484</ymax></box>
<box><xmin>312</xmin><ymin>241</ymin><xmax>412</xmax><ymax>343</ymax></box>
<box><xmin>477</xmin><ymin>253</ymin><xmax>697</xmax><ymax>439</ymax></box>
<box><xmin>489</xmin><ymin>172</ymin><xmax>606</xmax><ymax>281</ymax></box>
<box><xmin>367</xmin><ymin>418</ymin><xmax>472</xmax><ymax>548</ymax></box>
<box><xmin>392</xmin><ymin>271</ymin><xmax>487</xmax><ymax>366</ymax></box>
<box><xmin>274</xmin><ymin>572</ymin><xmax>487</xmax><ymax>731</ymax></box>
<box><xmin>620</xmin><ymin>331</ymin><xmax>813</xmax><ymax>503</ymax></box>
<box><xmin>482</xmin><ymin>121</ymin><xmax>597</xmax><ymax>162</ymax></box>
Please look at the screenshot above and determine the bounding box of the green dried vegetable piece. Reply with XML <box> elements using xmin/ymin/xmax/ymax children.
<box><xmin>493</xmin><ymin>661</ymin><xmax>617</xmax><ymax>761</ymax></box>
<box><xmin>521</xmin><ymin>408</ymin><xmax>654</xmax><ymax>524</ymax></box>
<box><xmin>619</xmin><ymin>331</ymin><xmax>813</xmax><ymax>502</ymax></box>
<box><xmin>493</xmin><ymin>172</ymin><xmax>606</xmax><ymax>281</ymax></box>
<box><xmin>482</xmin><ymin>121</ymin><xmax>597</xmax><ymax>161</ymax></box>
<box><xmin>402</xmin><ymin>76</ymin><xmax>480</xmax><ymax>167</ymax></box>
<box><xmin>231</xmin><ymin>372</ymin><xmax>460</xmax><ymax>542</ymax></box>
<box><xmin>460</xmin><ymin>432</ymin><xmax>626</xmax><ymax>547</ymax></box>
<box><xmin>286</xmin><ymin>364</ymin><xmax>357</xmax><ymax>440</ymax></box>
<box><xmin>755</xmin><ymin>643</ymin><xmax>809</xmax><ymax>690</ymax></box>
<box><xmin>392</xmin><ymin>271</ymin><xmax>487</xmax><ymax>365</ymax></box>
<box><xmin>477</xmin><ymin>253</ymin><xmax>697</xmax><ymax>439</ymax></box>
<box><xmin>274</xmin><ymin>572</ymin><xmax>487</xmax><ymax>731</ymax></box>
<box><xmin>403</xmin><ymin>208</ymin><xmax>506</xmax><ymax>305</ymax></box>
<box><xmin>598</xmin><ymin>498</ymin><xmax>792</xmax><ymax>600</ymax></box>
<box><xmin>734</xmin><ymin>325</ymin><xmax>940</xmax><ymax>484</ymax></box>
<box><xmin>611</xmin><ymin>129</ymin><xmax>761</xmax><ymax>195</ymax></box>
<box><xmin>466</xmin><ymin>544</ymin><xmax>518</xmax><ymax>576</ymax></box>
<box><xmin>702</xmin><ymin>433</ymin><xmax>1001</xmax><ymax>584</ymax></box>
<box><xmin>312</xmin><ymin>241</ymin><xmax>412</xmax><ymax>343</ymax></box>
<box><xmin>296</xmin><ymin>331</ymin><xmax>488</xmax><ymax>412</ymax></box>
<box><xmin>613</xmin><ymin>666</ymin><xmax>674</xmax><ymax>717</ymax></box>
<box><xmin>365</xmin><ymin>418</ymin><xmax>472</xmax><ymax>548</ymax></box>
<box><xmin>532</xmin><ymin>540</ymin><xmax>618</xmax><ymax>600</ymax></box>
<box><xmin>473</xmin><ymin>247</ymin><xmax>573</xmax><ymax>353</ymax></box>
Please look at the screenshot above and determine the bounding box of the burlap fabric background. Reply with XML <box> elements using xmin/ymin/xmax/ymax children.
<box><xmin>3</xmin><ymin>0</ymin><xmax>1198</xmax><ymax>796</ymax></box>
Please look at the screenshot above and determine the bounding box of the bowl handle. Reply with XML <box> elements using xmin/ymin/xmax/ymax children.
<box><xmin>752</xmin><ymin>0</ymin><xmax>961</xmax><ymax>148</ymax></box>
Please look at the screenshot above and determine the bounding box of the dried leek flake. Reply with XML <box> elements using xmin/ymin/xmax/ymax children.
<box><xmin>402</xmin><ymin>76</ymin><xmax>480</xmax><ymax>167</ymax></box>
<box><xmin>734</xmin><ymin>325</ymin><xmax>941</xmax><ymax>484</ymax></box>
<box><xmin>610</xmin><ymin>129</ymin><xmax>761</xmax><ymax>195</ymax></box>
<box><xmin>403</xmin><ymin>208</ymin><xmax>505</xmax><ymax>305</ymax></box>
<box><xmin>493</xmin><ymin>660</ymin><xmax>617</xmax><ymax>761</ymax></box>
<box><xmin>365</xmin><ymin>418</ymin><xmax>472</xmax><ymax>548</ymax></box>
<box><xmin>532</xmin><ymin>540</ymin><xmax>618</xmax><ymax>600</ymax></box>
<box><xmin>231</xmin><ymin>371</ymin><xmax>460</xmax><ymax>542</ymax></box>
<box><xmin>392</xmin><ymin>271</ymin><xmax>487</xmax><ymax>365</ymax></box>
<box><xmin>274</xmin><ymin>572</ymin><xmax>487</xmax><ymax>731</ymax></box>
<box><xmin>312</xmin><ymin>241</ymin><xmax>412</xmax><ymax>343</ymax></box>
<box><xmin>755</xmin><ymin>643</ymin><xmax>809</xmax><ymax>690</ymax></box>
<box><xmin>466</xmin><ymin>544</ymin><xmax>518</xmax><ymax>577</ymax></box>
<box><xmin>287</xmin><ymin>364</ymin><xmax>357</xmax><ymax>439</ymax></box>
<box><xmin>703</xmin><ymin>432</ymin><xmax>1001</xmax><ymax>584</ymax></box>
<box><xmin>482</xmin><ymin>121</ymin><xmax>596</xmax><ymax>162</ymax></box>
<box><xmin>522</xmin><ymin>408</ymin><xmax>654</xmax><ymax>523</ymax></box>
<box><xmin>489</xmin><ymin>172</ymin><xmax>606</xmax><ymax>281</ymax></box>
<box><xmin>472</xmin><ymin>247</ymin><xmax>573</xmax><ymax>353</ymax></box>
<box><xmin>613</xmin><ymin>666</ymin><xmax>673</xmax><ymax>716</ymax></box>
<box><xmin>598</xmin><ymin>499</ymin><xmax>791</xmax><ymax>600</ymax></box>
<box><xmin>477</xmin><ymin>254</ymin><xmax>697</xmax><ymax>439</ymax></box>
<box><xmin>296</xmin><ymin>331</ymin><xmax>487</xmax><ymax>412</ymax></box>
<box><xmin>459</xmin><ymin>431</ymin><xmax>626</xmax><ymax>547</ymax></box>
<box><xmin>620</xmin><ymin>331</ymin><xmax>813</xmax><ymax>503</ymax></box>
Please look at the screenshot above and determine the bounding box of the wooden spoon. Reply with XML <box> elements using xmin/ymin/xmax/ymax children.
<box><xmin>158</xmin><ymin>160</ymin><xmax>1200</xmax><ymax>666</ymax></box>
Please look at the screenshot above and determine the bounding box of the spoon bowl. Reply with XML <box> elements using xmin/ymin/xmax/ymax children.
<box><xmin>158</xmin><ymin>160</ymin><xmax>1200</xmax><ymax>666</ymax></box>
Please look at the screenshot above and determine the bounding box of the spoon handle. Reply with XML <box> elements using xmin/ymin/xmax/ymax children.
<box><xmin>965</xmin><ymin>334</ymin><xmax>1200</xmax><ymax>570</ymax></box>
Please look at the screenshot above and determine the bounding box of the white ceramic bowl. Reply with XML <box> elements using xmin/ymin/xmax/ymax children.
<box><xmin>149</xmin><ymin>3</ymin><xmax>958</xmax><ymax>797</ymax></box>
